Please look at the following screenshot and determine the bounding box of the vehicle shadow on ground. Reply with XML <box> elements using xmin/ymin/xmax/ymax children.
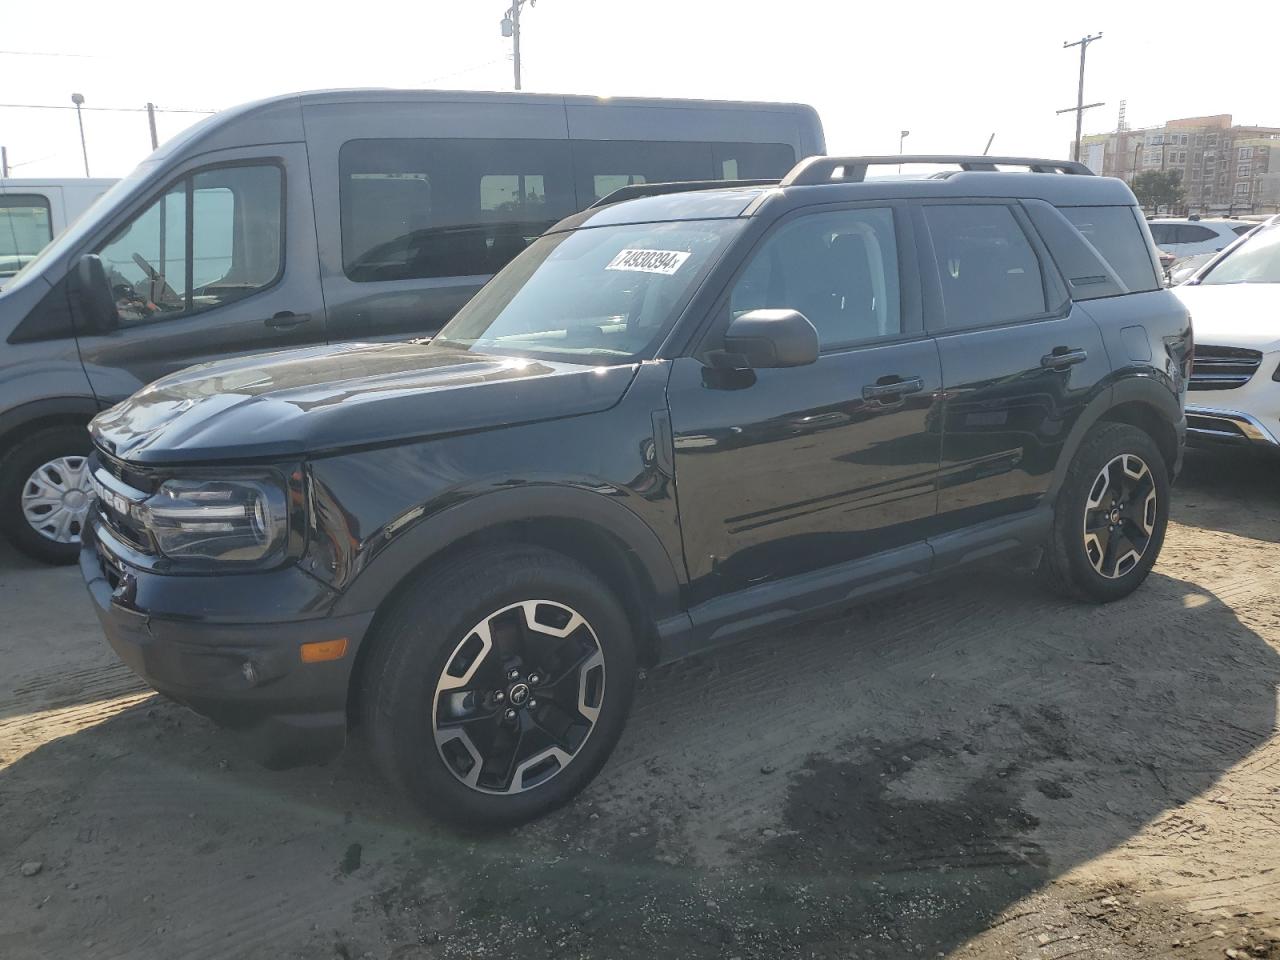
<box><xmin>1</xmin><ymin>566</ymin><xmax>1276</xmax><ymax>960</ymax></box>
<box><xmin>1174</xmin><ymin>449</ymin><xmax>1280</xmax><ymax>543</ymax></box>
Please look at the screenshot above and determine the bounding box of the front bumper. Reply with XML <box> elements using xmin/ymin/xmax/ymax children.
<box><xmin>81</xmin><ymin>510</ymin><xmax>375</xmax><ymax>768</ymax></box>
<box><xmin>1186</xmin><ymin>405</ymin><xmax>1280</xmax><ymax>450</ymax></box>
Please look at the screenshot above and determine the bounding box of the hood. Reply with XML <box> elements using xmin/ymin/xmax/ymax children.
<box><xmin>1173</xmin><ymin>283</ymin><xmax>1280</xmax><ymax>352</ymax></box>
<box><xmin>90</xmin><ymin>341</ymin><xmax>639</xmax><ymax>465</ymax></box>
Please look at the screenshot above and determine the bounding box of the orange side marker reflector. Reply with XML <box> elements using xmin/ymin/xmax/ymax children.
<box><xmin>300</xmin><ymin>638</ymin><xmax>349</xmax><ymax>663</ymax></box>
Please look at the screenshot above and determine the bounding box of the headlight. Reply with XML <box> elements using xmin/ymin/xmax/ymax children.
<box><xmin>138</xmin><ymin>478</ymin><xmax>289</xmax><ymax>564</ymax></box>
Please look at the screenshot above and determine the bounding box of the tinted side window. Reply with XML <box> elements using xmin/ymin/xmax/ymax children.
<box><xmin>924</xmin><ymin>204</ymin><xmax>1046</xmax><ymax>329</ymax></box>
<box><xmin>1178</xmin><ymin>224</ymin><xmax>1217</xmax><ymax>243</ymax></box>
<box><xmin>712</xmin><ymin>142</ymin><xmax>796</xmax><ymax>180</ymax></box>
<box><xmin>1232</xmin><ymin>224</ymin><xmax>1257</xmax><ymax>237</ymax></box>
<box><xmin>0</xmin><ymin>194</ymin><xmax>53</xmax><ymax>276</ymax></box>
<box><xmin>1057</xmin><ymin>206</ymin><xmax>1160</xmax><ymax>294</ymax></box>
<box><xmin>572</xmin><ymin>140</ymin><xmax>714</xmax><ymax>204</ymax></box>
<box><xmin>96</xmin><ymin>164</ymin><xmax>282</xmax><ymax>327</ymax></box>
<box><xmin>730</xmin><ymin>208</ymin><xmax>901</xmax><ymax>349</ymax></box>
<box><xmin>1148</xmin><ymin>223</ymin><xmax>1179</xmax><ymax>246</ymax></box>
<box><xmin>340</xmin><ymin>138</ymin><xmax>575</xmax><ymax>282</ymax></box>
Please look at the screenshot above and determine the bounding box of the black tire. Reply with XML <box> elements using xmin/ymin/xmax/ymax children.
<box><xmin>1038</xmin><ymin>421</ymin><xmax>1170</xmax><ymax>603</ymax></box>
<box><xmin>0</xmin><ymin>424</ymin><xmax>93</xmax><ymax>566</ymax></box>
<box><xmin>359</xmin><ymin>545</ymin><xmax>637</xmax><ymax>828</ymax></box>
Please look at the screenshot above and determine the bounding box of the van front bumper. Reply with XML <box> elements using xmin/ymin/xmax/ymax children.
<box><xmin>80</xmin><ymin>511</ymin><xmax>374</xmax><ymax>768</ymax></box>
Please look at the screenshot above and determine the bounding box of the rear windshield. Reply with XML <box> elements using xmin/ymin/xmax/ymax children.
<box><xmin>433</xmin><ymin>219</ymin><xmax>745</xmax><ymax>364</ymax></box>
<box><xmin>1057</xmin><ymin>206</ymin><xmax>1160</xmax><ymax>293</ymax></box>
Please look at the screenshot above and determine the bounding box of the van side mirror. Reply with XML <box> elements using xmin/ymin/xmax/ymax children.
<box><xmin>70</xmin><ymin>254</ymin><xmax>119</xmax><ymax>333</ymax></box>
<box><xmin>719</xmin><ymin>309</ymin><xmax>819</xmax><ymax>369</ymax></box>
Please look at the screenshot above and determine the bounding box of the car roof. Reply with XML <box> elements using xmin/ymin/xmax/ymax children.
<box><xmin>553</xmin><ymin>167</ymin><xmax>1137</xmax><ymax>232</ymax></box>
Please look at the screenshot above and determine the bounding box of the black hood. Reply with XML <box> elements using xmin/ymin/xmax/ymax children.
<box><xmin>90</xmin><ymin>341</ymin><xmax>639</xmax><ymax>464</ymax></box>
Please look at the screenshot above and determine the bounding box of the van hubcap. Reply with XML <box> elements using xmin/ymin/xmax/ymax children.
<box><xmin>432</xmin><ymin>600</ymin><xmax>606</xmax><ymax>795</ymax></box>
<box><xmin>1082</xmin><ymin>453</ymin><xmax>1157</xmax><ymax>580</ymax></box>
<box><xmin>21</xmin><ymin>456</ymin><xmax>93</xmax><ymax>544</ymax></box>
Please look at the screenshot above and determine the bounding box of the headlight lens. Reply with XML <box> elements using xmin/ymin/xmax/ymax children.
<box><xmin>139</xmin><ymin>478</ymin><xmax>288</xmax><ymax>564</ymax></box>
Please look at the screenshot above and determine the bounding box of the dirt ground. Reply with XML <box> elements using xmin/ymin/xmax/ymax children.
<box><xmin>2</xmin><ymin>449</ymin><xmax>1279</xmax><ymax>960</ymax></box>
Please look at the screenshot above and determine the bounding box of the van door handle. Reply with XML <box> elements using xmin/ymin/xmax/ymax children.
<box><xmin>1040</xmin><ymin>346</ymin><xmax>1088</xmax><ymax>369</ymax></box>
<box><xmin>265</xmin><ymin>311</ymin><xmax>312</xmax><ymax>330</ymax></box>
<box><xmin>861</xmin><ymin>375</ymin><xmax>925</xmax><ymax>400</ymax></box>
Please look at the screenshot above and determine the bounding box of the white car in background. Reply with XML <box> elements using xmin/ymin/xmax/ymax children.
<box><xmin>1174</xmin><ymin>215</ymin><xmax>1280</xmax><ymax>453</ymax></box>
<box><xmin>1149</xmin><ymin>217</ymin><xmax>1257</xmax><ymax>258</ymax></box>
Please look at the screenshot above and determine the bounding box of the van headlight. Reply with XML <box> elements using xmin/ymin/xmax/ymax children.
<box><xmin>138</xmin><ymin>478</ymin><xmax>289</xmax><ymax>564</ymax></box>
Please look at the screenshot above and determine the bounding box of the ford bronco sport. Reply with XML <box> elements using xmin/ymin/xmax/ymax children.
<box><xmin>81</xmin><ymin>155</ymin><xmax>1191</xmax><ymax>826</ymax></box>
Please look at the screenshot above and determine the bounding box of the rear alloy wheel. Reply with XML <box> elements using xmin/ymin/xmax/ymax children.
<box><xmin>433</xmin><ymin>600</ymin><xmax>606</xmax><ymax>795</ymax></box>
<box><xmin>1038</xmin><ymin>421</ymin><xmax>1170</xmax><ymax>603</ymax></box>
<box><xmin>361</xmin><ymin>546</ymin><xmax>636</xmax><ymax>827</ymax></box>
<box><xmin>1081</xmin><ymin>454</ymin><xmax>1158</xmax><ymax>580</ymax></box>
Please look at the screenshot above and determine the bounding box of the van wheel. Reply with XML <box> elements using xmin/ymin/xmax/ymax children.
<box><xmin>1038</xmin><ymin>422</ymin><xmax>1170</xmax><ymax>603</ymax></box>
<box><xmin>0</xmin><ymin>424</ymin><xmax>93</xmax><ymax>566</ymax></box>
<box><xmin>360</xmin><ymin>545</ymin><xmax>637</xmax><ymax>827</ymax></box>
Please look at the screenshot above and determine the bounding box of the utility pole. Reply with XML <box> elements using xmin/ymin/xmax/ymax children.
<box><xmin>146</xmin><ymin>102</ymin><xmax>159</xmax><ymax>150</ymax></box>
<box><xmin>1056</xmin><ymin>33</ymin><xmax>1103</xmax><ymax>163</ymax></box>
<box><xmin>71</xmin><ymin>92</ymin><xmax>89</xmax><ymax>176</ymax></box>
<box><xmin>501</xmin><ymin>1</ymin><xmax>535</xmax><ymax>91</ymax></box>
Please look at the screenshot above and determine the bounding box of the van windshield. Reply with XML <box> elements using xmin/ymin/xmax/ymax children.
<box><xmin>432</xmin><ymin>218</ymin><xmax>744</xmax><ymax>364</ymax></box>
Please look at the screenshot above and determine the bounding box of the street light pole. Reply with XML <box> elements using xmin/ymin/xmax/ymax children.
<box><xmin>71</xmin><ymin>92</ymin><xmax>89</xmax><ymax>176</ymax></box>
<box><xmin>898</xmin><ymin>129</ymin><xmax>909</xmax><ymax>173</ymax></box>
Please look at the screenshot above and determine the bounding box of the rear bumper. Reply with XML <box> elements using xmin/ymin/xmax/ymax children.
<box><xmin>80</xmin><ymin>511</ymin><xmax>374</xmax><ymax>768</ymax></box>
<box><xmin>1185</xmin><ymin>405</ymin><xmax>1280</xmax><ymax>450</ymax></box>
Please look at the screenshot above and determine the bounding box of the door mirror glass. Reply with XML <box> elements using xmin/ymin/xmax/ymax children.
<box><xmin>70</xmin><ymin>254</ymin><xmax>119</xmax><ymax>332</ymax></box>
<box><xmin>721</xmin><ymin>309</ymin><xmax>819</xmax><ymax>369</ymax></box>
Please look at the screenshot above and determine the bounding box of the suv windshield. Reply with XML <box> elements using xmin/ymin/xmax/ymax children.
<box><xmin>433</xmin><ymin>218</ymin><xmax>744</xmax><ymax>363</ymax></box>
<box><xmin>1199</xmin><ymin>223</ymin><xmax>1280</xmax><ymax>285</ymax></box>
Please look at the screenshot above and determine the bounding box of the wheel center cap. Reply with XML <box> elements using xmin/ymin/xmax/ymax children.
<box><xmin>508</xmin><ymin>683</ymin><xmax>530</xmax><ymax>707</ymax></box>
<box><xmin>63</xmin><ymin>489</ymin><xmax>88</xmax><ymax>511</ymax></box>
<box><xmin>1109</xmin><ymin>507</ymin><xmax>1121</xmax><ymax>525</ymax></box>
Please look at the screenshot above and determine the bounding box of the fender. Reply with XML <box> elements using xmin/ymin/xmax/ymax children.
<box><xmin>1044</xmin><ymin>373</ymin><xmax>1183</xmax><ymax>502</ymax></box>
<box><xmin>0</xmin><ymin>395</ymin><xmax>103</xmax><ymax>448</ymax></box>
<box><xmin>329</xmin><ymin>484</ymin><xmax>685</xmax><ymax>621</ymax></box>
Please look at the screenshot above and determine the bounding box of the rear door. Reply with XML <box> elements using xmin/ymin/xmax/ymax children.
<box><xmin>920</xmin><ymin>200</ymin><xmax>1110</xmax><ymax>533</ymax></box>
<box><xmin>76</xmin><ymin>144</ymin><xmax>325</xmax><ymax>401</ymax></box>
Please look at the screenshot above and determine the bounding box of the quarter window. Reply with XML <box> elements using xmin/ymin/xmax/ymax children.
<box><xmin>923</xmin><ymin>204</ymin><xmax>1046</xmax><ymax>328</ymax></box>
<box><xmin>730</xmin><ymin>207</ymin><xmax>902</xmax><ymax>349</ymax></box>
<box><xmin>1057</xmin><ymin>206</ymin><xmax>1160</xmax><ymax>294</ymax></box>
<box><xmin>95</xmin><ymin>164</ymin><xmax>282</xmax><ymax>327</ymax></box>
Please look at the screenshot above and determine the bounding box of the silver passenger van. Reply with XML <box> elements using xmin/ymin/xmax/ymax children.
<box><xmin>0</xmin><ymin>89</ymin><xmax>824</xmax><ymax>563</ymax></box>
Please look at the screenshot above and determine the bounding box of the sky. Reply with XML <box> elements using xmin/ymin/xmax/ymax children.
<box><xmin>1</xmin><ymin>0</ymin><xmax>1275</xmax><ymax>180</ymax></box>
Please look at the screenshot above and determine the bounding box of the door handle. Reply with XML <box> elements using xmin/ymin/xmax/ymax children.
<box><xmin>265</xmin><ymin>311</ymin><xmax>312</xmax><ymax>330</ymax></box>
<box><xmin>1040</xmin><ymin>346</ymin><xmax>1088</xmax><ymax>369</ymax></box>
<box><xmin>861</xmin><ymin>375</ymin><xmax>925</xmax><ymax>401</ymax></box>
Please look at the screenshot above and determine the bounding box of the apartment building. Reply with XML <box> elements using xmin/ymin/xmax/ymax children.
<box><xmin>1078</xmin><ymin>114</ymin><xmax>1280</xmax><ymax>215</ymax></box>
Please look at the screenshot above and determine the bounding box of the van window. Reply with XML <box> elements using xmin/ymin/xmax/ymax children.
<box><xmin>340</xmin><ymin>138</ymin><xmax>575</xmax><ymax>283</ymax></box>
<box><xmin>713</xmin><ymin>142</ymin><xmax>797</xmax><ymax>180</ymax></box>
<box><xmin>924</xmin><ymin>204</ymin><xmax>1047</xmax><ymax>329</ymax></box>
<box><xmin>1057</xmin><ymin>206</ymin><xmax>1160</xmax><ymax>294</ymax></box>
<box><xmin>572</xmin><ymin>140</ymin><xmax>796</xmax><ymax>203</ymax></box>
<box><xmin>0</xmin><ymin>194</ymin><xmax>54</xmax><ymax>277</ymax></box>
<box><xmin>730</xmin><ymin>208</ymin><xmax>901</xmax><ymax>349</ymax></box>
<box><xmin>96</xmin><ymin>164</ymin><xmax>282</xmax><ymax>326</ymax></box>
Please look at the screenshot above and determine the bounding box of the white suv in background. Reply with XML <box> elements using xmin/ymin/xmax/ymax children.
<box><xmin>1149</xmin><ymin>217</ymin><xmax>1257</xmax><ymax>258</ymax></box>
<box><xmin>1174</xmin><ymin>216</ymin><xmax>1280</xmax><ymax>453</ymax></box>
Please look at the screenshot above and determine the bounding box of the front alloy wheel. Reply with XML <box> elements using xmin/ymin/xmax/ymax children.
<box><xmin>432</xmin><ymin>599</ymin><xmax>606</xmax><ymax>795</ymax></box>
<box><xmin>1082</xmin><ymin>453</ymin><xmax>1157</xmax><ymax>580</ymax></box>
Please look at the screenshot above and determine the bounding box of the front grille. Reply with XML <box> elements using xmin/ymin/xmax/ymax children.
<box><xmin>89</xmin><ymin>448</ymin><xmax>156</xmax><ymax>556</ymax></box>
<box><xmin>1189</xmin><ymin>345</ymin><xmax>1263</xmax><ymax>391</ymax></box>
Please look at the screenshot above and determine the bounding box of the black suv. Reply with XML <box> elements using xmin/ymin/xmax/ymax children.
<box><xmin>81</xmin><ymin>155</ymin><xmax>1191</xmax><ymax>826</ymax></box>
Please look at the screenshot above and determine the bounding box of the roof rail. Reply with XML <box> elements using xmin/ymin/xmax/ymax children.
<box><xmin>589</xmin><ymin>178</ymin><xmax>778</xmax><ymax>208</ymax></box>
<box><xmin>780</xmin><ymin>155</ymin><xmax>1094</xmax><ymax>186</ymax></box>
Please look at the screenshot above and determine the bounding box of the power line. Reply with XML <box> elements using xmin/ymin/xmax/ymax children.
<box><xmin>0</xmin><ymin>102</ymin><xmax>216</xmax><ymax>114</ymax></box>
<box><xmin>0</xmin><ymin>49</ymin><xmax>97</xmax><ymax>58</ymax></box>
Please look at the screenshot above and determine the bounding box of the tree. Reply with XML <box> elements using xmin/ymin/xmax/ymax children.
<box><xmin>1132</xmin><ymin>170</ymin><xmax>1185</xmax><ymax>215</ymax></box>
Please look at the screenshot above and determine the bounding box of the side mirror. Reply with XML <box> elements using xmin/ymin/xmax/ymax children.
<box><xmin>720</xmin><ymin>309</ymin><xmax>819</xmax><ymax>369</ymax></box>
<box><xmin>70</xmin><ymin>254</ymin><xmax>119</xmax><ymax>333</ymax></box>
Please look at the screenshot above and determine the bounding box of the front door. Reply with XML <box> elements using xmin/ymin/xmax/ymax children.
<box><xmin>76</xmin><ymin>144</ymin><xmax>326</xmax><ymax>402</ymax></box>
<box><xmin>668</xmin><ymin>204</ymin><xmax>944</xmax><ymax>607</ymax></box>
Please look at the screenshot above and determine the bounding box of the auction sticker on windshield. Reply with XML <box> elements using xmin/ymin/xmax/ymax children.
<box><xmin>606</xmin><ymin>249</ymin><xmax>691</xmax><ymax>275</ymax></box>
